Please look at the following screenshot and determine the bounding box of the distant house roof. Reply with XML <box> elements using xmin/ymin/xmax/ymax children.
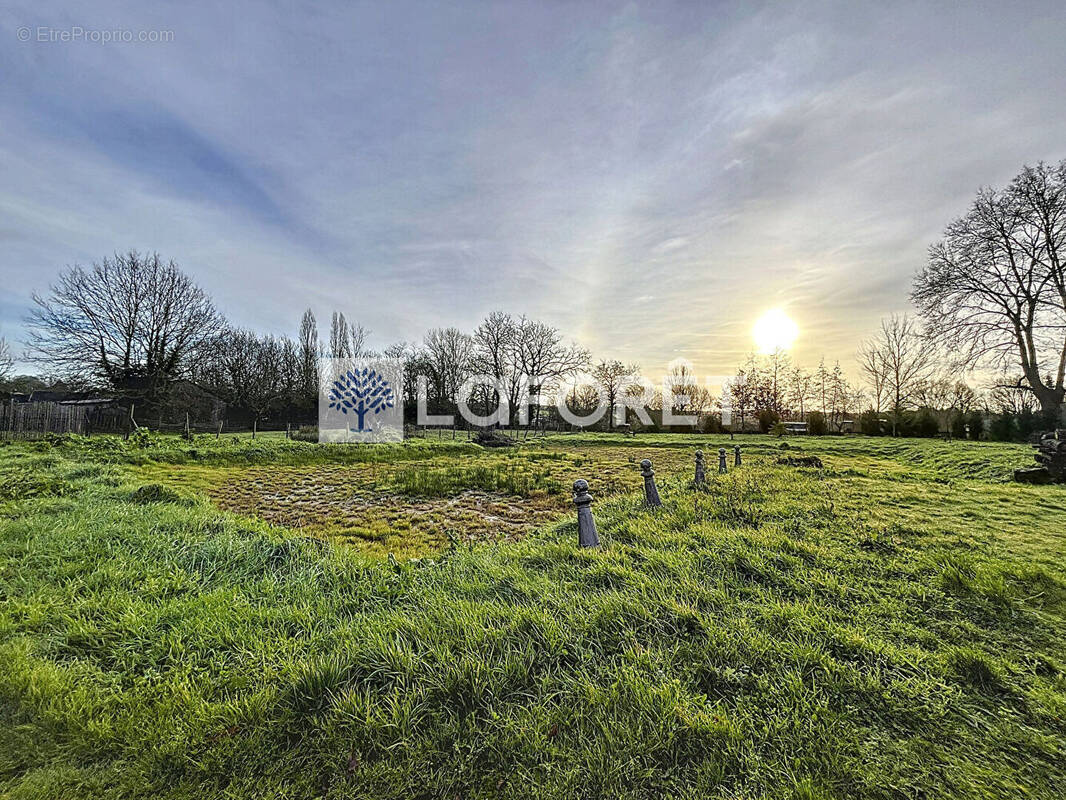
<box><xmin>27</xmin><ymin>390</ymin><xmax>73</xmax><ymax>402</ymax></box>
<box><xmin>25</xmin><ymin>390</ymin><xmax>116</xmax><ymax>405</ymax></box>
<box><xmin>58</xmin><ymin>397</ymin><xmax>116</xmax><ymax>406</ymax></box>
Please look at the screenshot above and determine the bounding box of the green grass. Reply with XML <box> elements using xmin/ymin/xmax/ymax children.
<box><xmin>1</xmin><ymin>433</ymin><xmax>1065</xmax><ymax>798</ymax></box>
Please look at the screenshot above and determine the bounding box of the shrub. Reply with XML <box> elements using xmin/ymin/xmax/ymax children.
<box><xmin>1016</xmin><ymin>408</ymin><xmax>1040</xmax><ymax>440</ymax></box>
<box><xmin>966</xmin><ymin>410</ymin><xmax>985</xmax><ymax>440</ymax></box>
<box><xmin>291</xmin><ymin>425</ymin><xmax>319</xmax><ymax>442</ymax></box>
<box><xmin>989</xmin><ymin>412</ymin><xmax>1016</xmax><ymax>442</ymax></box>
<box><xmin>700</xmin><ymin>414</ymin><xmax>723</xmax><ymax>434</ymax></box>
<box><xmin>757</xmin><ymin>408</ymin><xmax>781</xmax><ymax>434</ymax></box>
<box><xmin>130</xmin><ymin>428</ymin><xmax>154</xmax><ymax>448</ymax></box>
<box><xmin>899</xmin><ymin>413</ymin><xmax>916</xmax><ymax>439</ymax></box>
<box><xmin>914</xmin><ymin>408</ymin><xmax>940</xmax><ymax>438</ymax></box>
<box><xmin>1039</xmin><ymin>405</ymin><xmax>1061</xmax><ymax>431</ymax></box>
<box><xmin>950</xmin><ymin>411</ymin><xmax>968</xmax><ymax>439</ymax></box>
<box><xmin>771</xmin><ymin>421</ymin><xmax>786</xmax><ymax>437</ymax></box>
<box><xmin>859</xmin><ymin>409</ymin><xmax>885</xmax><ymax>436</ymax></box>
<box><xmin>808</xmin><ymin>411</ymin><xmax>828</xmax><ymax>436</ymax></box>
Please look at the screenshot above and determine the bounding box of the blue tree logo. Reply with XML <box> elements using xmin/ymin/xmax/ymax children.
<box><xmin>327</xmin><ymin>368</ymin><xmax>397</xmax><ymax>432</ymax></box>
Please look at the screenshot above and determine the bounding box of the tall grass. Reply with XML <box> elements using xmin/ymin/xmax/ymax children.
<box><xmin>1</xmin><ymin>435</ymin><xmax>1064</xmax><ymax>798</ymax></box>
<box><xmin>389</xmin><ymin>462</ymin><xmax>564</xmax><ymax>497</ymax></box>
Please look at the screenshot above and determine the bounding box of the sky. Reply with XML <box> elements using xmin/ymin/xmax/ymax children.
<box><xmin>2</xmin><ymin>0</ymin><xmax>1065</xmax><ymax>380</ymax></box>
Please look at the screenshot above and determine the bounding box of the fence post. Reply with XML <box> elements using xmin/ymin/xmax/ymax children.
<box><xmin>694</xmin><ymin>450</ymin><xmax>706</xmax><ymax>485</ymax></box>
<box><xmin>734</xmin><ymin>445</ymin><xmax>742</xmax><ymax>467</ymax></box>
<box><xmin>718</xmin><ymin>448</ymin><xmax>728</xmax><ymax>474</ymax></box>
<box><xmin>640</xmin><ymin>459</ymin><xmax>663</xmax><ymax>507</ymax></box>
<box><xmin>573</xmin><ymin>479</ymin><xmax>600</xmax><ymax>548</ymax></box>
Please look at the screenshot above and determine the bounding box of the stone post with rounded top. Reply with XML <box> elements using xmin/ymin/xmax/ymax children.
<box><xmin>573</xmin><ymin>479</ymin><xmax>599</xmax><ymax>548</ymax></box>
<box><xmin>640</xmin><ymin>459</ymin><xmax>663</xmax><ymax>507</ymax></box>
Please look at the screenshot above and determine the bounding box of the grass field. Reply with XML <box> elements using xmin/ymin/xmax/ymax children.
<box><xmin>1</xmin><ymin>432</ymin><xmax>1064</xmax><ymax>798</ymax></box>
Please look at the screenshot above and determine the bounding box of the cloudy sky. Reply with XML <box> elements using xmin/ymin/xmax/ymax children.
<box><xmin>2</xmin><ymin>1</ymin><xmax>1064</xmax><ymax>378</ymax></box>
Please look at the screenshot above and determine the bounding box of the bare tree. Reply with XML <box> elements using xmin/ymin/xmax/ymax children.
<box><xmin>915</xmin><ymin>375</ymin><xmax>951</xmax><ymax>410</ymax></box>
<box><xmin>471</xmin><ymin>312</ymin><xmax>519</xmax><ymax>419</ymax></box>
<box><xmin>826</xmin><ymin>361</ymin><xmax>863</xmax><ymax>431</ymax></box>
<box><xmin>913</xmin><ymin>161</ymin><xmax>1066</xmax><ymax>423</ymax></box>
<box><xmin>196</xmin><ymin>329</ymin><xmax>287</xmax><ymax>437</ymax></box>
<box><xmin>512</xmin><ymin>318</ymin><xmax>589</xmax><ymax>427</ymax></box>
<box><xmin>326</xmin><ymin>311</ymin><xmax>372</xmax><ymax>360</ymax></box>
<box><xmin>564</xmin><ymin>381</ymin><xmax>603</xmax><ymax>423</ymax></box>
<box><xmin>786</xmin><ymin>365</ymin><xmax>814</xmax><ymax>420</ymax></box>
<box><xmin>656</xmin><ymin>362</ymin><xmax>712</xmax><ymax>423</ymax></box>
<box><xmin>26</xmin><ymin>251</ymin><xmax>223</xmax><ymax>402</ymax></box>
<box><xmin>348</xmin><ymin>320</ymin><xmax>370</xmax><ymax>359</ymax></box>
<box><xmin>591</xmin><ymin>359</ymin><xmax>639</xmax><ymax>429</ymax></box>
<box><xmin>328</xmin><ymin>312</ymin><xmax>349</xmax><ymax>359</ymax></box>
<box><xmin>947</xmin><ymin>380</ymin><xmax>978</xmax><ymax>413</ymax></box>
<box><xmin>989</xmin><ymin>379</ymin><xmax>1037</xmax><ymax>415</ymax></box>
<box><xmin>278</xmin><ymin>337</ymin><xmax>301</xmax><ymax>414</ymax></box>
<box><xmin>814</xmin><ymin>358</ymin><xmax>831</xmax><ymax>416</ymax></box>
<box><xmin>298</xmin><ymin>309</ymin><xmax>319</xmax><ymax>409</ymax></box>
<box><xmin>381</xmin><ymin>341</ymin><xmax>419</xmax><ymax>413</ymax></box>
<box><xmin>859</xmin><ymin>314</ymin><xmax>937</xmax><ymax>435</ymax></box>
<box><xmin>469</xmin><ymin>313</ymin><xmax>587</xmax><ymax>426</ymax></box>
<box><xmin>422</xmin><ymin>327</ymin><xmax>474</xmax><ymax>411</ymax></box>
<box><xmin>857</xmin><ymin>341</ymin><xmax>889</xmax><ymax>413</ymax></box>
<box><xmin>0</xmin><ymin>336</ymin><xmax>13</xmax><ymax>382</ymax></box>
<box><xmin>725</xmin><ymin>368</ymin><xmax>757</xmax><ymax>432</ymax></box>
<box><xmin>763</xmin><ymin>348</ymin><xmax>791</xmax><ymax>414</ymax></box>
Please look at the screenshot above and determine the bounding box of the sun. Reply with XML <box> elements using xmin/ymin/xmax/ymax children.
<box><xmin>752</xmin><ymin>309</ymin><xmax>799</xmax><ymax>353</ymax></box>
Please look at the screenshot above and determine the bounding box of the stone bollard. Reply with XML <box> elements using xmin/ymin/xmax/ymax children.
<box><xmin>573</xmin><ymin>479</ymin><xmax>599</xmax><ymax>548</ymax></box>
<box><xmin>734</xmin><ymin>445</ymin><xmax>742</xmax><ymax>467</ymax></box>
<box><xmin>694</xmin><ymin>450</ymin><xmax>706</xmax><ymax>485</ymax></box>
<box><xmin>640</xmin><ymin>459</ymin><xmax>663</xmax><ymax>507</ymax></box>
<box><xmin>718</xmin><ymin>448</ymin><xmax>728</xmax><ymax>474</ymax></box>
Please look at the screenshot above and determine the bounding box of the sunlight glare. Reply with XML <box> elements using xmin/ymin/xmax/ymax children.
<box><xmin>753</xmin><ymin>309</ymin><xmax>799</xmax><ymax>353</ymax></box>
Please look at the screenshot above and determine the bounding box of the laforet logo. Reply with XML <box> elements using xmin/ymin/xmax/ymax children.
<box><xmin>327</xmin><ymin>367</ymin><xmax>396</xmax><ymax>431</ymax></box>
<box><xmin>319</xmin><ymin>359</ymin><xmax>404</xmax><ymax>442</ymax></box>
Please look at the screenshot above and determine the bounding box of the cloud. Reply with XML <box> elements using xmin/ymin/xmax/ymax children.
<box><xmin>1</xmin><ymin>0</ymin><xmax>1065</xmax><ymax>379</ymax></box>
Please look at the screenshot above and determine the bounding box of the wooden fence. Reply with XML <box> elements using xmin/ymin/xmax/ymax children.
<box><xmin>0</xmin><ymin>401</ymin><xmax>130</xmax><ymax>440</ymax></box>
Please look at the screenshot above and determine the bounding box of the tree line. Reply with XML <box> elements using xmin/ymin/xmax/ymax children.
<box><xmin>718</xmin><ymin>158</ymin><xmax>1066</xmax><ymax>439</ymax></box>
<box><xmin>4</xmin><ymin>160</ymin><xmax>1064</xmax><ymax>438</ymax></box>
<box><xmin>12</xmin><ymin>257</ymin><xmax>601</xmax><ymax>430</ymax></box>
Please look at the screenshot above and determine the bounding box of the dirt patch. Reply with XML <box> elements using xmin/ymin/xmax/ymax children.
<box><xmin>135</xmin><ymin>443</ymin><xmax>752</xmax><ymax>558</ymax></box>
<box><xmin>203</xmin><ymin>466</ymin><xmax>569</xmax><ymax>557</ymax></box>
